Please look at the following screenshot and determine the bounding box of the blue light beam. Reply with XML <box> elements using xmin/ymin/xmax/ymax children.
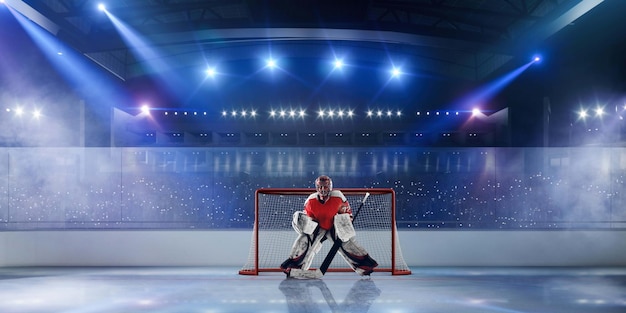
<box><xmin>7</xmin><ymin>6</ymin><xmax>129</xmax><ymax>118</ymax></box>
<box><xmin>103</xmin><ymin>9</ymin><xmax>188</xmax><ymax>102</ymax></box>
<box><xmin>456</xmin><ymin>60</ymin><xmax>536</xmax><ymax>110</ymax></box>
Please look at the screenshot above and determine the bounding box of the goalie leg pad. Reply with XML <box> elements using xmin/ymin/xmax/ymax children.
<box><xmin>282</xmin><ymin>228</ymin><xmax>327</xmax><ymax>274</ymax></box>
<box><xmin>288</xmin><ymin>234</ymin><xmax>311</xmax><ymax>259</ymax></box>
<box><xmin>337</xmin><ymin>238</ymin><xmax>379</xmax><ymax>275</ymax></box>
<box><xmin>292</xmin><ymin>211</ymin><xmax>319</xmax><ymax>235</ymax></box>
<box><xmin>333</xmin><ymin>213</ymin><xmax>356</xmax><ymax>242</ymax></box>
<box><xmin>301</xmin><ymin>229</ymin><xmax>327</xmax><ymax>270</ymax></box>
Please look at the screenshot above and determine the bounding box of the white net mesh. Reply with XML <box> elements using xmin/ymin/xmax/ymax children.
<box><xmin>240</xmin><ymin>188</ymin><xmax>411</xmax><ymax>275</ymax></box>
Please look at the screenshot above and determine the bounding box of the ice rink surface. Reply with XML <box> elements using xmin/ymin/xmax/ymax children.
<box><xmin>0</xmin><ymin>267</ymin><xmax>625</xmax><ymax>313</ymax></box>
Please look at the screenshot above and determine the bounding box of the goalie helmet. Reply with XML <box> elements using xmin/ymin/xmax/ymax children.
<box><xmin>315</xmin><ymin>175</ymin><xmax>333</xmax><ymax>198</ymax></box>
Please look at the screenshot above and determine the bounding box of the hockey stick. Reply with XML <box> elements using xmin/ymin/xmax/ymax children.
<box><xmin>290</xmin><ymin>192</ymin><xmax>370</xmax><ymax>279</ymax></box>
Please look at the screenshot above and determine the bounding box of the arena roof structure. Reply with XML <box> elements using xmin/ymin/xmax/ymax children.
<box><xmin>4</xmin><ymin>0</ymin><xmax>626</xmax><ymax>147</ymax></box>
<box><xmin>6</xmin><ymin>0</ymin><xmax>606</xmax><ymax>82</ymax></box>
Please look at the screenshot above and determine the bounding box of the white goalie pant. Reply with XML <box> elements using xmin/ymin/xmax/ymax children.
<box><xmin>282</xmin><ymin>212</ymin><xmax>372</xmax><ymax>273</ymax></box>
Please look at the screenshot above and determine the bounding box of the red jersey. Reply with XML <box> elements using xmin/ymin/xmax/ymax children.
<box><xmin>304</xmin><ymin>190</ymin><xmax>351</xmax><ymax>230</ymax></box>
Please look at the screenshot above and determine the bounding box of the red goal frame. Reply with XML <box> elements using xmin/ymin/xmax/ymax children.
<box><xmin>239</xmin><ymin>188</ymin><xmax>411</xmax><ymax>275</ymax></box>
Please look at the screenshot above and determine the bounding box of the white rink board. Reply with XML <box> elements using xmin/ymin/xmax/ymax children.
<box><xmin>254</xmin><ymin>230</ymin><xmax>399</xmax><ymax>270</ymax></box>
<box><xmin>1</xmin><ymin>230</ymin><xmax>626</xmax><ymax>267</ymax></box>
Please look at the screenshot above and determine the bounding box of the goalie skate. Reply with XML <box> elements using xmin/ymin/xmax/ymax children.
<box><xmin>288</xmin><ymin>268</ymin><xmax>323</xmax><ymax>279</ymax></box>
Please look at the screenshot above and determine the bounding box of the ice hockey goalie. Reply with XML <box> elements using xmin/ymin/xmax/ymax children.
<box><xmin>280</xmin><ymin>175</ymin><xmax>378</xmax><ymax>276</ymax></box>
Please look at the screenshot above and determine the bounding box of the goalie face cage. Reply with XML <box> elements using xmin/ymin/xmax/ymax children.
<box><xmin>239</xmin><ymin>188</ymin><xmax>411</xmax><ymax>275</ymax></box>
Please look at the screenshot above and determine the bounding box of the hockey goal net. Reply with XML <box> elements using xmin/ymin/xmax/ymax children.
<box><xmin>239</xmin><ymin>188</ymin><xmax>411</xmax><ymax>275</ymax></box>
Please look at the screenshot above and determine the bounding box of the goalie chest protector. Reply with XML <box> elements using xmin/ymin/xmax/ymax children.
<box><xmin>304</xmin><ymin>192</ymin><xmax>349</xmax><ymax>230</ymax></box>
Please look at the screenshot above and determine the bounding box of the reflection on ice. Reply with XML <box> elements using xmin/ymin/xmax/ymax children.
<box><xmin>279</xmin><ymin>278</ymin><xmax>381</xmax><ymax>313</ymax></box>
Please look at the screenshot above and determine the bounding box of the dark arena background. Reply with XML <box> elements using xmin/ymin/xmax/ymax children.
<box><xmin>1</xmin><ymin>1</ymin><xmax>626</xmax><ymax>312</ymax></box>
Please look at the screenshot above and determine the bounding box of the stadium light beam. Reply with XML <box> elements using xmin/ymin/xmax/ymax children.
<box><xmin>7</xmin><ymin>6</ymin><xmax>129</xmax><ymax>120</ymax></box>
<box><xmin>455</xmin><ymin>58</ymin><xmax>538</xmax><ymax>111</ymax></box>
<box><xmin>103</xmin><ymin>9</ymin><xmax>188</xmax><ymax>101</ymax></box>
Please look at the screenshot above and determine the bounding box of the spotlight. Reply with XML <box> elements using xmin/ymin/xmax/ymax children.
<box><xmin>98</xmin><ymin>3</ymin><xmax>106</xmax><ymax>11</ymax></box>
<box><xmin>206</xmin><ymin>67</ymin><xmax>216</xmax><ymax>78</ymax></box>
<box><xmin>472</xmin><ymin>108</ymin><xmax>481</xmax><ymax>116</ymax></box>
<box><xmin>391</xmin><ymin>67</ymin><xmax>401</xmax><ymax>78</ymax></box>
<box><xmin>334</xmin><ymin>59</ymin><xmax>344</xmax><ymax>69</ymax></box>
<box><xmin>140</xmin><ymin>104</ymin><xmax>150</xmax><ymax>114</ymax></box>
<box><xmin>595</xmin><ymin>107</ymin><xmax>604</xmax><ymax>117</ymax></box>
<box><xmin>266</xmin><ymin>58</ymin><xmax>276</xmax><ymax>69</ymax></box>
<box><xmin>532</xmin><ymin>55</ymin><xmax>542</xmax><ymax>63</ymax></box>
